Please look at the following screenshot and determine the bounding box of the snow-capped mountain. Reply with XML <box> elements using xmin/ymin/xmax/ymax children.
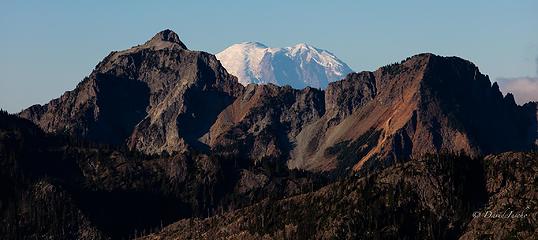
<box><xmin>216</xmin><ymin>42</ymin><xmax>353</xmax><ymax>89</ymax></box>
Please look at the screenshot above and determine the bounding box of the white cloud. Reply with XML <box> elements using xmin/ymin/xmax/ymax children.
<box><xmin>497</xmin><ymin>77</ymin><xmax>538</xmax><ymax>105</ymax></box>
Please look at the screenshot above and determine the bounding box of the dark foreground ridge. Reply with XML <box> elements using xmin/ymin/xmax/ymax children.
<box><xmin>2</xmin><ymin>111</ymin><xmax>536</xmax><ymax>239</ymax></box>
<box><xmin>140</xmin><ymin>152</ymin><xmax>537</xmax><ymax>240</ymax></box>
<box><xmin>0</xmin><ymin>111</ymin><xmax>327</xmax><ymax>239</ymax></box>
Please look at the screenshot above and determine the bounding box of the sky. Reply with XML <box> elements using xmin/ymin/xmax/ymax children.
<box><xmin>1</xmin><ymin>1</ymin><xmax>537</xmax><ymax>112</ymax></box>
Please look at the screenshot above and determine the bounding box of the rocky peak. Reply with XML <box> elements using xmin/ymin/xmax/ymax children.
<box><xmin>144</xmin><ymin>29</ymin><xmax>188</xmax><ymax>50</ymax></box>
<box><xmin>287</xmin><ymin>53</ymin><xmax>537</xmax><ymax>173</ymax></box>
<box><xmin>19</xmin><ymin>30</ymin><xmax>242</xmax><ymax>153</ymax></box>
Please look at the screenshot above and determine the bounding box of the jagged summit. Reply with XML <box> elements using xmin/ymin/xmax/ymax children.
<box><xmin>142</xmin><ymin>29</ymin><xmax>188</xmax><ymax>50</ymax></box>
<box><xmin>152</xmin><ymin>29</ymin><xmax>182</xmax><ymax>43</ymax></box>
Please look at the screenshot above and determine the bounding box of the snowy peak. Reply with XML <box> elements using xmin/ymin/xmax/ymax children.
<box><xmin>216</xmin><ymin>42</ymin><xmax>353</xmax><ymax>89</ymax></box>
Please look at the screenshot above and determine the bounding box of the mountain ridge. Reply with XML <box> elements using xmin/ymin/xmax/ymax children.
<box><xmin>18</xmin><ymin>31</ymin><xmax>538</xmax><ymax>175</ymax></box>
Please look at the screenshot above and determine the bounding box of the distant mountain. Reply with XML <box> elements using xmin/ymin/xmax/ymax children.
<box><xmin>216</xmin><ymin>42</ymin><xmax>353</xmax><ymax>89</ymax></box>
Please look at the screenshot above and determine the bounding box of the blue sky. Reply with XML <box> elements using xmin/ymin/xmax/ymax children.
<box><xmin>1</xmin><ymin>1</ymin><xmax>537</xmax><ymax>112</ymax></box>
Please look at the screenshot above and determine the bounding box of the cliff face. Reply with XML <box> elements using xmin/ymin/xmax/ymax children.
<box><xmin>203</xmin><ymin>84</ymin><xmax>325</xmax><ymax>162</ymax></box>
<box><xmin>19</xmin><ymin>31</ymin><xmax>537</xmax><ymax>174</ymax></box>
